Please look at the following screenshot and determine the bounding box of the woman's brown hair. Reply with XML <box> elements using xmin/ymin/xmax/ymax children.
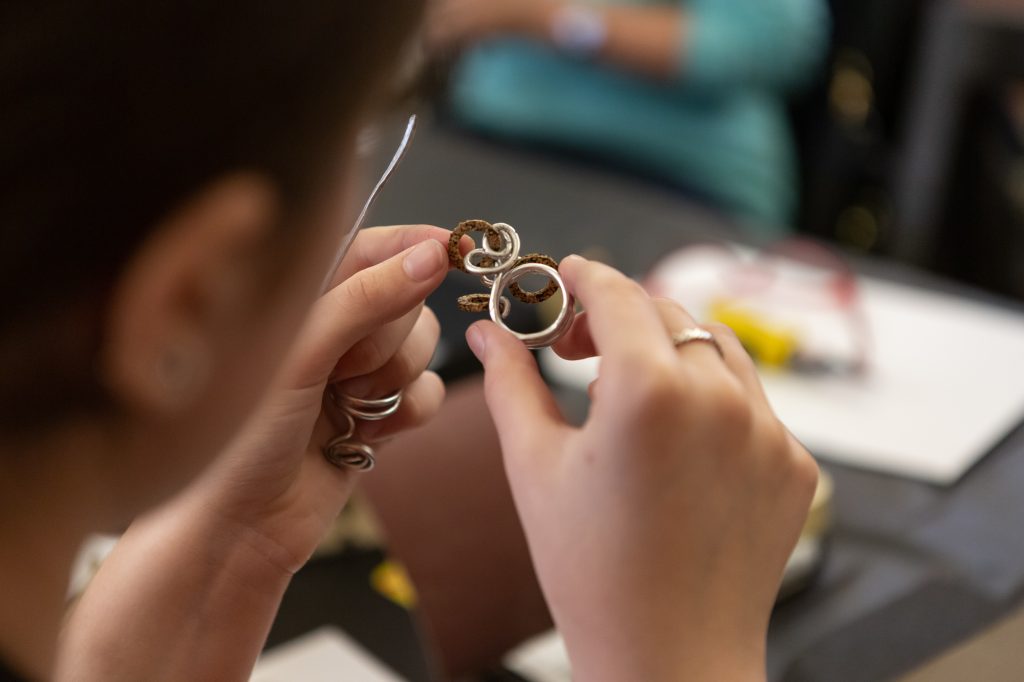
<box><xmin>0</xmin><ymin>1</ymin><xmax>424</xmax><ymax>431</ymax></box>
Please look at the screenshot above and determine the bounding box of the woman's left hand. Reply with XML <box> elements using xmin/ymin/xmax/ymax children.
<box><xmin>57</xmin><ymin>225</ymin><xmax>459</xmax><ymax>682</ymax></box>
<box><xmin>181</xmin><ymin>224</ymin><xmax>457</xmax><ymax>574</ymax></box>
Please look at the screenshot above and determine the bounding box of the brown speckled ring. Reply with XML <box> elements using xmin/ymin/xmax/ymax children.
<box><xmin>448</xmin><ymin>219</ymin><xmax>502</xmax><ymax>273</ymax></box>
<box><xmin>448</xmin><ymin>220</ymin><xmax>560</xmax><ymax>307</ymax></box>
<box><xmin>508</xmin><ymin>253</ymin><xmax>560</xmax><ymax>303</ymax></box>
<box><xmin>456</xmin><ymin>293</ymin><xmax>491</xmax><ymax>313</ymax></box>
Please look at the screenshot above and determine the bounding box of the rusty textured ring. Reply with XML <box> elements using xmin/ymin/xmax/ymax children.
<box><xmin>508</xmin><ymin>253</ymin><xmax>560</xmax><ymax>304</ymax></box>
<box><xmin>448</xmin><ymin>219</ymin><xmax>503</xmax><ymax>272</ymax></box>
<box><xmin>456</xmin><ymin>293</ymin><xmax>492</xmax><ymax>313</ymax></box>
<box><xmin>449</xmin><ymin>220</ymin><xmax>560</xmax><ymax>308</ymax></box>
<box><xmin>457</xmin><ymin>293</ymin><xmax>510</xmax><ymax>318</ymax></box>
<box><xmin>489</xmin><ymin>262</ymin><xmax>574</xmax><ymax>349</ymax></box>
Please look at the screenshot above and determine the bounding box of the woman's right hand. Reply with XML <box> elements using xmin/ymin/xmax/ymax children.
<box><xmin>466</xmin><ymin>255</ymin><xmax>818</xmax><ymax>681</ymax></box>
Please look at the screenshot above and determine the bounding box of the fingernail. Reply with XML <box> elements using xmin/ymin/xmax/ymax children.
<box><xmin>466</xmin><ymin>325</ymin><xmax>486</xmax><ymax>361</ymax></box>
<box><xmin>561</xmin><ymin>254</ymin><xmax>586</xmax><ymax>268</ymax></box>
<box><xmin>404</xmin><ymin>241</ymin><xmax>446</xmax><ymax>281</ymax></box>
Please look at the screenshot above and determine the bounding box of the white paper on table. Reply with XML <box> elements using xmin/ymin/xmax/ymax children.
<box><xmin>540</xmin><ymin>269</ymin><xmax>1024</xmax><ymax>485</ymax></box>
<box><xmin>251</xmin><ymin>627</ymin><xmax>404</xmax><ymax>682</ymax></box>
<box><xmin>504</xmin><ymin>630</ymin><xmax>572</xmax><ymax>682</ymax></box>
<box><xmin>68</xmin><ymin>534</ymin><xmax>119</xmax><ymax>599</ymax></box>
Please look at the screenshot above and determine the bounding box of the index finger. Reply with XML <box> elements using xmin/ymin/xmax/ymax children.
<box><xmin>328</xmin><ymin>225</ymin><xmax>469</xmax><ymax>289</ymax></box>
<box><xmin>558</xmin><ymin>256</ymin><xmax>676</xmax><ymax>368</ymax></box>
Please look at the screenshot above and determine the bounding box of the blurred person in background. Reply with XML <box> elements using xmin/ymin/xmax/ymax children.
<box><xmin>428</xmin><ymin>0</ymin><xmax>830</xmax><ymax>233</ymax></box>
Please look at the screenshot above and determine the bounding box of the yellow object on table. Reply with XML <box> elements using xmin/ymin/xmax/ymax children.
<box><xmin>709</xmin><ymin>299</ymin><xmax>800</xmax><ymax>368</ymax></box>
<box><xmin>370</xmin><ymin>560</ymin><xmax>418</xmax><ymax>610</ymax></box>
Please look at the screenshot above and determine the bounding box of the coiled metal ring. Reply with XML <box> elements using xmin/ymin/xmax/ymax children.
<box><xmin>464</xmin><ymin>222</ymin><xmax>521</xmax><ymax>280</ymax></box>
<box><xmin>331</xmin><ymin>389</ymin><xmax>403</xmax><ymax>421</ymax></box>
<box><xmin>489</xmin><ymin>263</ymin><xmax>575</xmax><ymax>349</ymax></box>
<box><xmin>321</xmin><ymin>387</ymin><xmax>403</xmax><ymax>472</ymax></box>
<box><xmin>323</xmin><ymin>440</ymin><xmax>376</xmax><ymax>471</ymax></box>
<box><xmin>451</xmin><ymin>221</ymin><xmax>575</xmax><ymax>349</ymax></box>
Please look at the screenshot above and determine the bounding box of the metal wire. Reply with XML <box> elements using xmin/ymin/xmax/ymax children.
<box><xmin>321</xmin><ymin>114</ymin><xmax>418</xmax><ymax>294</ymax></box>
<box><xmin>489</xmin><ymin>262</ymin><xmax>575</xmax><ymax>349</ymax></box>
<box><xmin>322</xmin><ymin>387</ymin><xmax>404</xmax><ymax>472</ymax></box>
<box><xmin>450</xmin><ymin>221</ymin><xmax>574</xmax><ymax>349</ymax></box>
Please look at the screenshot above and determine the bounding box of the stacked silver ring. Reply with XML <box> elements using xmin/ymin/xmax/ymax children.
<box><xmin>322</xmin><ymin>388</ymin><xmax>403</xmax><ymax>471</ymax></box>
<box><xmin>490</xmin><ymin>262</ymin><xmax>575</xmax><ymax>349</ymax></box>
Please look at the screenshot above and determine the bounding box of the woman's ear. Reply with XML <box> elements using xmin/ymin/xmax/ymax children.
<box><xmin>98</xmin><ymin>174</ymin><xmax>278</xmax><ymax>415</ymax></box>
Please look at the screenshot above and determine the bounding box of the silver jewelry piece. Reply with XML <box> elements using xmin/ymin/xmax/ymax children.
<box><xmin>333</xmin><ymin>410</ymin><xmax>357</xmax><ymax>442</ymax></box>
<box><xmin>322</xmin><ymin>387</ymin><xmax>403</xmax><ymax>472</ymax></box>
<box><xmin>490</xmin><ymin>262</ymin><xmax>575</xmax><ymax>349</ymax></box>
<box><xmin>323</xmin><ymin>437</ymin><xmax>376</xmax><ymax>471</ymax></box>
<box><xmin>332</xmin><ymin>388</ymin><xmax>403</xmax><ymax>421</ymax></box>
<box><xmin>465</xmin><ymin>222</ymin><xmax>521</xmax><ymax>278</ymax></box>
<box><xmin>671</xmin><ymin>327</ymin><xmax>725</xmax><ymax>359</ymax></box>
<box><xmin>467</xmin><ymin>223</ymin><xmax>574</xmax><ymax>349</ymax></box>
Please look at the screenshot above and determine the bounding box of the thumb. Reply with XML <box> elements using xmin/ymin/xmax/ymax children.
<box><xmin>467</xmin><ymin>321</ymin><xmax>570</xmax><ymax>457</ymax></box>
<box><xmin>289</xmin><ymin>240</ymin><xmax>449</xmax><ymax>385</ymax></box>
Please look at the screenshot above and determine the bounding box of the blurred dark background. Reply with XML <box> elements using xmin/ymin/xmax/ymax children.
<box><xmin>793</xmin><ymin>0</ymin><xmax>1024</xmax><ymax>299</ymax></box>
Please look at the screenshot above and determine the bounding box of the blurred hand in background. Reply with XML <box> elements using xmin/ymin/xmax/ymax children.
<box><xmin>428</xmin><ymin>0</ymin><xmax>830</xmax><ymax>232</ymax></box>
<box><xmin>427</xmin><ymin>0</ymin><xmax>556</xmax><ymax>52</ymax></box>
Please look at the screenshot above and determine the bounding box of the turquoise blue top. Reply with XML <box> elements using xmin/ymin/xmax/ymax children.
<box><xmin>448</xmin><ymin>0</ymin><xmax>830</xmax><ymax>232</ymax></box>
